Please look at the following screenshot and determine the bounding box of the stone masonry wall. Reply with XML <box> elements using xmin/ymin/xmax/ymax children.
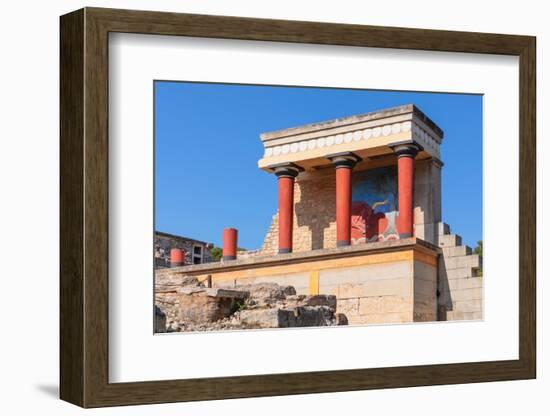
<box><xmin>260</xmin><ymin>167</ymin><xmax>338</xmax><ymax>255</ymax></box>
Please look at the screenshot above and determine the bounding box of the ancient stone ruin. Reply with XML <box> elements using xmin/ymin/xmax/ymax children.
<box><xmin>155</xmin><ymin>104</ymin><xmax>483</xmax><ymax>330</ymax></box>
<box><xmin>155</xmin><ymin>274</ymin><xmax>345</xmax><ymax>332</ymax></box>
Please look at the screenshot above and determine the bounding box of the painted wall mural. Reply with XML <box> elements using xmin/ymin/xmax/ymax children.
<box><xmin>351</xmin><ymin>166</ymin><xmax>399</xmax><ymax>243</ymax></box>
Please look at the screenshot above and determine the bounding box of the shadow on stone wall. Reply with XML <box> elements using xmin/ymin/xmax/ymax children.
<box><xmin>294</xmin><ymin>171</ymin><xmax>336</xmax><ymax>251</ymax></box>
<box><xmin>437</xmin><ymin>255</ymin><xmax>453</xmax><ymax>321</ymax></box>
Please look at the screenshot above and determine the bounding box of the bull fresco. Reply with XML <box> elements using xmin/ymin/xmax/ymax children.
<box><xmin>351</xmin><ymin>166</ymin><xmax>399</xmax><ymax>243</ymax></box>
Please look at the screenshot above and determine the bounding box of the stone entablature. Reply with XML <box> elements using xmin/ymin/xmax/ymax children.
<box><xmin>253</xmin><ymin>104</ymin><xmax>445</xmax><ymax>256</ymax></box>
<box><xmin>258</xmin><ymin>104</ymin><xmax>443</xmax><ymax>172</ymax></box>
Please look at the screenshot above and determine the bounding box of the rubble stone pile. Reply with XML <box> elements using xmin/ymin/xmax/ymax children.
<box><xmin>155</xmin><ymin>276</ymin><xmax>347</xmax><ymax>332</ymax></box>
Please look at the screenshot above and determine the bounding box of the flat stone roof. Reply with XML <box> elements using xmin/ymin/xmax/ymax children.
<box><xmin>257</xmin><ymin>104</ymin><xmax>444</xmax><ymax>172</ymax></box>
<box><xmin>155</xmin><ymin>237</ymin><xmax>440</xmax><ymax>277</ymax></box>
<box><xmin>260</xmin><ymin>104</ymin><xmax>444</xmax><ymax>142</ymax></box>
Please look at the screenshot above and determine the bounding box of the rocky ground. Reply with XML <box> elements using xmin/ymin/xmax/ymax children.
<box><xmin>155</xmin><ymin>276</ymin><xmax>347</xmax><ymax>332</ymax></box>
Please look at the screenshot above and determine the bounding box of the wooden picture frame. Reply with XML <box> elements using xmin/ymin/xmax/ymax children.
<box><xmin>60</xmin><ymin>7</ymin><xmax>536</xmax><ymax>408</ymax></box>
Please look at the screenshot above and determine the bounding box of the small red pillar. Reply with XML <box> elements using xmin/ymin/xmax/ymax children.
<box><xmin>170</xmin><ymin>248</ymin><xmax>185</xmax><ymax>267</ymax></box>
<box><xmin>327</xmin><ymin>152</ymin><xmax>362</xmax><ymax>247</ymax></box>
<box><xmin>272</xmin><ymin>163</ymin><xmax>302</xmax><ymax>254</ymax></box>
<box><xmin>222</xmin><ymin>228</ymin><xmax>238</xmax><ymax>260</ymax></box>
<box><xmin>394</xmin><ymin>144</ymin><xmax>420</xmax><ymax>238</ymax></box>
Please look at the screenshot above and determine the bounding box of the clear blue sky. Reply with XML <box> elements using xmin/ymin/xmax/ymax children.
<box><xmin>155</xmin><ymin>81</ymin><xmax>482</xmax><ymax>249</ymax></box>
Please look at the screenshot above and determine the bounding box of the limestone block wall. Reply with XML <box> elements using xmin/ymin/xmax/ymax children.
<box><xmin>318</xmin><ymin>260</ymin><xmax>414</xmax><ymax>324</ymax></box>
<box><xmin>413</xmin><ymin>260</ymin><xmax>438</xmax><ymax>322</ymax></box>
<box><xmin>260</xmin><ymin>167</ymin><xmax>337</xmax><ymax>255</ymax></box>
<box><xmin>199</xmin><ymin>244</ymin><xmax>440</xmax><ymax>326</ymax></box>
<box><xmin>436</xmin><ymin>223</ymin><xmax>483</xmax><ymax>321</ymax></box>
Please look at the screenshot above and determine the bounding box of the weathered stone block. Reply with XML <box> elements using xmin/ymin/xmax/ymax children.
<box><xmin>443</xmin><ymin>255</ymin><xmax>480</xmax><ymax>270</ymax></box>
<box><xmin>154</xmin><ymin>306</ymin><xmax>167</xmax><ymax>333</ymax></box>
<box><xmin>358</xmin><ymin>295</ymin><xmax>412</xmax><ymax>314</ymax></box>
<box><xmin>155</xmin><ymin>274</ymin><xmax>201</xmax><ymax>292</ymax></box>
<box><xmin>414</xmin><ymin>222</ymin><xmax>439</xmax><ymax>245</ymax></box>
<box><xmin>445</xmin><ymin>287</ymin><xmax>483</xmax><ymax>302</ymax></box>
<box><xmin>238</xmin><ymin>306</ymin><xmax>334</xmax><ymax>328</ymax></box>
<box><xmin>319</xmin><ymin>262</ymin><xmax>412</xmax><ymax>287</ymax></box>
<box><xmin>446</xmin><ymin>311</ymin><xmax>482</xmax><ymax>321</ymax></box>
<box><xmin>414</xmin><ymin>277</ymin><xmax>437</xmax><ymax>297</ymax></box>
<box><xmin>452</xmin><ymin>299</ymin><xmax>482</xmax><ymax>312</ymax></box>
<box><xmin>413</xmin><ymin>311</ymin><xmax>437</xmax><ymax>322</ymax></box>
<box><xmin>238</xmin><ymin>308</ymin><xmax>284</xmax><ymax>328</ymax></box>
<box><xmin>304</xmin><ymin>294</ymin><xmax>337</xmax><ymax>309</ymax></box>
<box><xmin>235</xmin><ymin>283</ymin><xmax>292</xmax><ymax>301</ymax></box>
<box><xmin>414</xmin><ymin>260</ymin><xmax>437</xmax><ymax>279</ymax></box>
<box><xmin>447</xmin><ymin>277</ymin><xmax>483</xmax><ymax>291</ymax></box>
<box><xmin>442</xmin><ymin>245</ymin><xmax>472</xmax><ymax>257</ymax></box>
<box><xmin>177</xmin><ymin>289</ymin><xmax>248</xmax><ymax>325</ymax></box>
<box><xmin>358</xmin><ymin>311</ymin><xmax>412</xmax><ymax>324</ymax></box>
<box><xmin>414</xmin><ymin>297</ymin><xmax>437</xmax><ymax>314</ymax></box>
<box><xmin>337</xmin><ymin>298</ymin><xmax>359</xmax><ymax>317</ymax></box>
<box><xmin>338</xmin><ymin>277</ymin><xmax>411</xmax><ymax>299</ymax></box>
<box><xmin>444</xmin><ymin>267</ymin><xmax>476</xmax><ymax>280</ymax></box>
<box><xmin>438</xmin><ymin>234</ymin><xmax>462</xmax><ymax>247</ymax></box>
<box><xmin>244</xmin><ymin>275</ymin><xmax>309</xmax><ymax>295</ymax></box>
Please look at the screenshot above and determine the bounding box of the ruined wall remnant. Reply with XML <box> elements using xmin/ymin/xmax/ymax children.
<box><xmin>154</xmin><ymin>279</ymin><xmax>344</xmax><ymax>332</ymax></box>
<box><xmin>155</xmin><ymin>231</ymin><xmax>214</xmax><ymax>268</ymax></box>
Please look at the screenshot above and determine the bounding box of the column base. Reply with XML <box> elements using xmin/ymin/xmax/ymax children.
<box><xmin>222</xmin><ymin>255</ymin><xmax>237</xmax><ymax>261</ymax></box>
<box><xmin>399</xmin><ymin>233</ymin><xmax>413</xmax><ymax>239</ymax></box>
<box><xmin>170</xmin><ymin>262</ymin><xmax>183</xmax><ymax>268</ymax></box>
<box><xmin>337</xmin><ymin>240</ymin><xmax>351</xmax><ymax>247</ymax></box>
<box><xmin>278</xmin><ymin>248</ymin><xmax>292</xmax><ymax>254</ymax></box>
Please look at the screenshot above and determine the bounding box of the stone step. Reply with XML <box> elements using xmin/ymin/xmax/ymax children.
<box><xmin>438</xmin><ymin>233</ymin><xmax>462</xmax><ymax>248</ymax></box>
<box><xmin>442</xmin><ymin>245</ymin><xmax>472</xmax><ymax>257</ymax></box>
<box><xmin>440</xmin><ymin>267</ymin><xmax>477</xmax><ymax>280</ymax></box>
<box><xmin>442</xmin><ymin>254</ymin><xmax>481</xmax><ymax>270</ymax></box>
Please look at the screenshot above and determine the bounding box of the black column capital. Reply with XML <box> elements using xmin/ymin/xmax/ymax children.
<box><xmin>269</xmin><ymin>162</ymin><xmax>304</xmax><ymax>179</ymax></box>
<box><xmin>391</xmin><ymin>142</ymin><xmax>422</xmax><ymax>159</ymax></box>
<box><xmin>326</xmin><ymin>152</ymin><xmax>362</xmax><ymax>169</ymax></box>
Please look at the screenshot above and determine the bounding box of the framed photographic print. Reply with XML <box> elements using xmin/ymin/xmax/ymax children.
<box><xmin>60</xmin><ymin>7</ymin><xmax>536</xmax><ymax>408</ymax></box>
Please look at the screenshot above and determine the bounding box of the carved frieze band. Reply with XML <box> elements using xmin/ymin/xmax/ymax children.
<box><xmin>262</xmin><ymin>121</ymin><xmax>440</xmax><ymax>158</ymax></box>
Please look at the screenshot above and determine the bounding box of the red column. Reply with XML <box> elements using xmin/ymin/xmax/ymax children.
<box><xmin>272</xmin><ymin>164</ymin><xmax>302</xmax><ymax>254</ymax></box>
<box><xmin>327</xmin><ymin>152</ymin><xmax>362</xmax><ymax>247</ymax></box>
<box><xmin>394</xmin><ymin>144</ymin><xmax>420</xmax><ymax>238</ymax></box>
<box><xmin>336</xmin><ymin>167</ymin><xmax>353</xmax><ymax>246</ymax></box>
<box><xmin>170</xmin><ymin>248</ymin><xmax>185</xmax><ymax>267</ymax></box>
<box><xmin>222</xmin><ymin>228</ymin><xmax>238</xmax><ymax>260</ymax></box>
<box><xmin>278</xmin><ymin>176</ymin><xmax>294</xmax><ymax>253</ymax></box>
